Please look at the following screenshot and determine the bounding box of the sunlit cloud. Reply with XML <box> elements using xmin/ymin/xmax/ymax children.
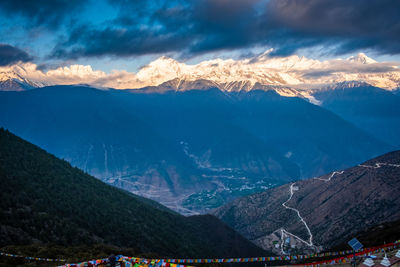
<box><xmin>1</xmin><ymin>51</ymin><xmax>399</xmax><ymax>90</ymax></box>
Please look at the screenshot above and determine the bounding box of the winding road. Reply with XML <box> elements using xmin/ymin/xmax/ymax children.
<box><xmin>359</xmin><ymin>162</ymin><xmax>400</xmax><ymax>168</ymax></box>
<box><xmin>315</xmin><ymin>170</ymin><xmax>344</xmax><ymax>182</ymax></box>
<box><xmin>279</xmin><ymin>183</ymin><xmax>314</xmax><ymax>254</ymax></box>
<box><xmin>277</xmin><ymin>161</ymin><xmax>400</xmax><ymax>254</ymax></box>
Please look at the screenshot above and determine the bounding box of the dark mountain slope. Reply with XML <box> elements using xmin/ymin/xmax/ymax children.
<box><xmin>114</xmin><ymin>87</ymin><xmax>391</xmax><ymax>186</ymax></box>
<box><xmin>0</xmin><ymin>86</ymin><xmax>210</xmax><ymax>214</ymax></box>
<box><xmin>331</xmin><ymin>218</ymin><xmax>400</xmax><ymax>251</ymax></box>
<box><xmin>228</xmin><ymin>89</ymin><xmax>390</xmax><ymax>178</ymax></box>
<box><xmin>0</xmin><ymin>128</ymin><xmax>267</xmax><ymax>258</ymax></box>
<box><xmin>0</xmin><ymin>86</ymin><xmax>391</xmax><ymax>213</ymax></box>
<box><xmin>213</xmin><ymin>151</ymin><xmax>400</xmax><ymax>255</ymax></box>
<box><xmin>314</xmin><ymin>85</ymin><xmax>400</xmax><ymax>147</ymax></box>
<box><xmin>0</xmin><ymin>87</ymin><xmax>301</xmax><ymax>213</ymax></box>
<box><xmin>113</xmin><ymin>89</ymin><xmax>300</xmax><ymax>207</ymax></box>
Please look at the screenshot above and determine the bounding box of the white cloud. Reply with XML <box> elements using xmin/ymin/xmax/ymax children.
<box><xmin>1</xmin><ymin>51</ymin><xmax>399</xmax><ymax>90</ymax></box>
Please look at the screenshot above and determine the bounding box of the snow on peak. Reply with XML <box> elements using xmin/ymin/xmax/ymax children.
<box><xmin>148</xmin><ymin>56</ymin><xmax>180</xmax><ymax>66</ymax></box>
<box><xmin>347</xmin><ymin>53</ymin><xmax>377</xmax><ymax>64</ymax></box>
<box><xmin>0</xmin><ymin>63</ymin><xmax>48</xmax><ymax>87</ymax></box>
<box><xmin>136</xmin><ymin>56</ymin><xmax>187</xmax><ymax>85</ymax></box>
<box><xmin>134</xmin><ymin>51</ymin><xmax>320</xmax><ymax>88</ymax></box>
<box><xmin>1</xmin><ymin>51</ymin><xmax>399</xmax><ymax>92</ymax></box>
<box><xmin>132</xmin><ymin>52</ymin><xmax>398</xmax><ymax>90</ymax></box>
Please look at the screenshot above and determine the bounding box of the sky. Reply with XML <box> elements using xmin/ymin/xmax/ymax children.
<box><xmin>0</xmin><ymin>0</ymin><xmax>400</xmax><ymax>73</ymax></box>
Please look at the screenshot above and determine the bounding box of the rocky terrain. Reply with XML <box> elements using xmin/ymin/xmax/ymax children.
<box><xmin>213</xmin><ymin>151</ymin><xmax>400</xmax><ymax>255</ymax></box>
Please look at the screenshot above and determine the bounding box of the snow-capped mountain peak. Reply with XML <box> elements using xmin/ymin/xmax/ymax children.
<box><xmin>0</xmin><ymin>51</ymin><xmax>399</xmax><ymax>92</ymax></box>
<box><xmin>133</xmin><ymin>52</ymin><xmax>398</xmax><ymax>91</ymax></box>
<box><xmin>0</xmin><ymin>64</ymin><xmax>48</xmax><ymax>90</ymax></box>
<box><xmin>347</xmin><ymin>53</ymin><xmax>377</xmax><ymax>64</ymax></box>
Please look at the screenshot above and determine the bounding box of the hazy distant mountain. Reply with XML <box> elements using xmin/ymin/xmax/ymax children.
<box><xmin>0</xmin><ymin>85</ymin><xmax>391</xmax><ymax>214</ymax></box>
<box><xmin>0</xmin><ymin>86</ymin><xmax>297</xmax><ymax>213</ymax></box>
<box><xmin>213</xmin><ymin>151</ymin><xmax>400</xmax><ymax>254</ymax></box>
<box><xmin>0</xmin><ymin>128</ymin><xmax>267</xmax><ymax>258</ymax></box>
<box><xmin>313</xmin><ymin>83</ymin><xmax>400</xmax><ymax>147</ymax></box>
<box><xmin>0</xmin><ymin>86</ymin><xmax>211</xmax><ymax>214</ymax></box>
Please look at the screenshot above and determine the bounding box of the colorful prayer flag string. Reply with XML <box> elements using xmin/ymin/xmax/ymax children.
<box><xmin>57</xmin><ymin>240</ymin><xmax>400</xmax><ymax>267</ymax></box>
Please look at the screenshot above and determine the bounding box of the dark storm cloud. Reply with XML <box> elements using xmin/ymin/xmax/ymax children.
<box><xmin>51</xmin><ymin>24</ymin><xmax>193</xmax><ymax>59</ymax></box>
<box><xmin>0</xmin><ymin>44</ymin><xmax>33</xmax><ymax>66</ymax></box>
<box><xmin>267</xmin><ymin>0</ymin><xmax>400</xmax><ymax>55</ymax></box>
<box><xmin>51</xmin><ymin>0</ymin><xmax>267</xmax><ymax>59</ymax></box>
<box><xmin>50</xmin><ymin>0</ymin><xmax>400</xmax><ymax>59</ymax></box>
<box><xmin>0</xmin><ymin>0</ymin><xmax>87</xmax><ymax>29</ymax></box>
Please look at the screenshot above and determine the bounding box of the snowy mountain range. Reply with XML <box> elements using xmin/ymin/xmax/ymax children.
<box><xmin>1</xmin><ymin>52</ymin><xmax>399</xmax><ymax>94</ymax></box>
<box><xmin>1</xmin><ymin>51</ymin><xmax>399</xmax><ymax>214</ymax></box>
<box><xmin>135</xmin><ymin>52</ymin><xmax>400</xmax><ymax>91</ymax></box>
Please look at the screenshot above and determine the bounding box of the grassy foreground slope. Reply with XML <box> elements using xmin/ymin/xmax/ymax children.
<box><xmin>0</xmin><ymin>128</ymin><xmax>267</xmax><ymax>258</ymax></box>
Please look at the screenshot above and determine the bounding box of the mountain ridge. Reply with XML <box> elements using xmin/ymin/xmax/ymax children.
<box><xmin>313</xmin><ymin>83</ymin><xmax>400</xmax><ymax>147</ymax></box>
<box><xmin>1</xmin><ymin>52</ymin><xmax>399</xmax><ymax>91</ymax></box>
<box><xmin>0</xmin><ymin>128</ymin><xmax>268</xmax><ymax>258</ymax></box>
<box><xmin>212</xmin><ymin>150</ymin><xmax>400</xmax><ymax>255</ymax></box>
<box><xmin>0</xmin><ymin>85</ymin><xmax>392</xmax><ymax>214</ymax></box>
